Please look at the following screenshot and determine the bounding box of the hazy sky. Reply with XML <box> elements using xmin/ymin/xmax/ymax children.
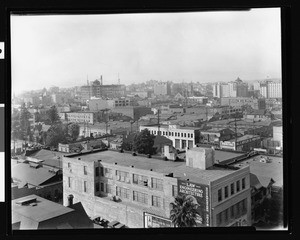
<box><xmin>11</xmin><ymin>8</ymin><xmax>281</xmax><ymax>94</ymax></box>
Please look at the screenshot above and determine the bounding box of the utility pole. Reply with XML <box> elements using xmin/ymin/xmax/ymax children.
<box><xmin>234</xmin><ymin>113</ymin><xmax>238</xmax><ymax>151</ymax></box>
<box><xmin>157</xmin><ymin>107</ymin><xmax>160</xmax><ymax>135</ymax></box>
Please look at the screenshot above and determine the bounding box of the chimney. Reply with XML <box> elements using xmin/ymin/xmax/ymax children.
<box><xmin>67</xmin><ymin>194</ymin><xmax>74</xmax><ymax>207</ymax></box>
<box><xmin>186</xmin><ymin>147</ymin><xmax>215</xmax><ymax>170</ymax></box>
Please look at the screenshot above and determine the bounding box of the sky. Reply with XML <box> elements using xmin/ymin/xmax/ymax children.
<box><xmin>11</xmin><ymin>8</ymin><xmax>281</xmax><ymax>95</ymax></box>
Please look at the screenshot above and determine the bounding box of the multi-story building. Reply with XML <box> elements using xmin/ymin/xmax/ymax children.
<box><xmin>62</xmin><ymin>147</ymin><xmax>251</xmax><ymax>228</ymax></box>
<box><xmin>220</xmin><ymin>97</ymin><xmax>265</xmax><ymax>110</ymax></box>
<box><xmin>139</xmin><ymin>124</ymin><xmax>201</xmax><ymax>150</ymax></box>
<box><xmin>213</xmin><ymin>83</ymin><xmax>230</xmax><ymax>98</ymax></box>
<box><xmin>220</xmin><ymin>135</ymin><xmax>261</xmax><ymax>152</ymax></box>
<box><xmin>80</xmin><ymin>79</ymin><xmax>126</xmax><ymax>101</ymax></box>
<box><xmin>256</xmin><ymin>81</ymin><xmax>282</xmax><ymax>99</ymax></box>
<box><xmin>59</xmin><ymin>112</ymin><xmax>96</xmax><ymax>124</ymax></box>
<box><xmin>267</xmin><ymin>81</ymin><xmax>282</xmax><ymax>99</ymax></box>
<box><xmin>154</xmin><ymin>82</ymin><xmax>171</xmax><ymax>96</ymax></box>
<box><xmin>227</xmin><ymin>78</ymin><xmax>248</xmax><ymax>98</ymax></box>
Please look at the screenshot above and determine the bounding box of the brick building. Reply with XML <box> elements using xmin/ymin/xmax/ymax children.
<box><xmin>62</xmin><ymin>147</ymin><xmax>251</xmax><ymax>228</ymax></box>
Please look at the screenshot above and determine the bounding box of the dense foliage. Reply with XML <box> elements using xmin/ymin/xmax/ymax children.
<box><xmin>170</xmin><ymin>195</ymin><xmax>201</xmax><ymax>227</ymax></box>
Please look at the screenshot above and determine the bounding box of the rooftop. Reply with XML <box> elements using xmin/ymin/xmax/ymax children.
<box><xmin>12</xmin><ymin>195</ymin><xmax>73</xmax><ymax>224</ymax></box>
<box><xmin>227</xmin><ymin>134</ymin><xmax>260</xmax><ymax>142</ymax></box>
<box><xmin>140</xmin><ymin>123</ymin><xmax>201</xmax><ymax>130</ymax></box>
<box><xmin>12</xmin><ymin>162</ymin><xmax>60</xmax><ymax>187</ymax></box>
<box><xmin>25</xmin><ymin>149</ymin><xmax>65</xmax><ymax>168</ymax></box>
<box><xmin>12</xmin><ymin>195</ymin><xmax>93</xmax><ymax>229</ymax></box>
<box><xmin>231</xmin><ymin>155</ymin><xmax>283</xmax><ymax>187</ymax></box>
<box><xmin>65</xmin><ymin>149</ymin><xmax>244</xmax><ymax>184</ymax></box>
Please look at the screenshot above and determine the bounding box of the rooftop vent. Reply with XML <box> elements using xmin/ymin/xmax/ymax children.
<box><xmin>16</xmin><ymin>197</ymin><xmax>37</xmax><ymax>205</ymax></box>
<box><xmin>114</xmin><ymin>163</ymin><xmax>117</xmax><ymax>165</ymax></box>
<box><xmin>187</xmin><ymin>179</ymin><xmax>190</xmax><ymax>181</ymax></box>
<box><xmin>30</xmin><ymin>203</ymin><xmax>37</xmax><ymax>207</ymax></box>
<box><xmin>150</xmin><ymin>169</ymin><xmax>153</xmax><ymax>171</ymax></box>
<box><xmin>131</xmin><ymin>165</ymin><xmax>134</xmax><ymax>168</ymax></box>
<box><xmin>78</xmin><ymin>158</ymin><xmax>81</xmax><ymax>160</ymax></box>
<box><xmin>98</xmin><ymin>160</ymin><xmax>102</xmax><ymax>162</ymax></box>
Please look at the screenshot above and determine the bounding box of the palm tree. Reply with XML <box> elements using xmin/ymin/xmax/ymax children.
<box><xmin>170</xmin><ymin>195</ymin><xmax>201</xmax><ymax>227</ymax></box>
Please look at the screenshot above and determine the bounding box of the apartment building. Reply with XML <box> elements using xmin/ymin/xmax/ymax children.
<box><xmin>59</xmin><ymin>112</ymin><xmax>96</xmax><ymax>124</ymax></box>
<box><xmin>139</xmin><ymin>124</ymin><xmax>201</xmax><ymax>150</ymax></box>
<box><xmin>62</xmin><ymin>147</ymin><xmax>251</xmax><ymax>228</ymax></box>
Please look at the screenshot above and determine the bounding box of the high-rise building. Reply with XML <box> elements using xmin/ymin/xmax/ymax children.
<box><xmin>267</xmin><ymin>82</ymin><xmax>282</xmax><ymax>98</ymax></box>
<box><xmin>213</xmin><ymin>83</ymin><xmax>230</xmax><ymax>98</ymax></box>
<box><xmin>154</xmin><ymin>82</ymin><xmax>171</xmax><ymax>96</ymax></box>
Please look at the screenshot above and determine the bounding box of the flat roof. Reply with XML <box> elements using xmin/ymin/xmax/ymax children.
<box><xmin>231</xmin><ymin>155</ymin><xmax>283</xmax><ymax>187</ymax></box>
<box><xmin>26</xmin><ymin>149</ymin><xmax>65</xmax><ymax>168</ymax></box>
<box><xmin>140</xmin><ymin>124</ymin><xmax>201</xmax><ymax>130</ymax></box>
<box><xmin>12</xmin><ymin>194</ymin><xmax>74</xmax><ymax>223</ymax></box>
<box><xmin>66</xmin><ymin>150</ymin><xmax>244</xmax><ymax>183</ymax></box>
<box><xmin>12</xmin><ymin>163</ymin><xmax>58</xmax><ymax>186</ymax></box>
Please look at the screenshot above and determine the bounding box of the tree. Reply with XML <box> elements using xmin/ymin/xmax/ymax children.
<box><xmin>45</xmin><ymin>123</ymin><xmax>67</xmax><ymax>148</ymax></box>
<box><xmin>170</xmin><ymin>195</ymin><xmax>201</xmax><ymax>227</ymax></box>
<box><xmin>47</xmin><ymin>105</ymin><xmax>60</xmax><ymax>125</ymax></box>
<box><xmin>121</xmin><ymin>141</ymin><xmax>133</xmax><ymax>151</ymax></box>
<box><xmin>19</xmin><ymin>103</ymin><xmax>32</xmax><ymax>142</ymax></box>
<box><xmin>67</xmin><ymin>123</ymin><xmax>80</xmax><ymax>141</ymax></box>
<box><xmin>132</xmin><ymin>129</ymin><xmax>156</xmax><ymax>155</ymax></box>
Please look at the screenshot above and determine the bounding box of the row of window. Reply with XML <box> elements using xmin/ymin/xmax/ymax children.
<box><xmin>96</xmin><ymin>167</ymin><xmax>164</xmax><ymax>191</ymax></box>
<box><xmin>98</xmin><ymin>183</ymin><xmax>163</xmax><ymax>208</ymax></box>
<box><xmin>216</xmin><ymin>199</ymin><xmax>247</xmax><ymax>226</ymax></box>
<box><xmin>218</xmin><ymin>178</ymin><xmax>246</xmax><ymax>202</ymax></box>
<box><xmin>149</xmin><ymin>129</ymin><xmax>194</xmax><ymax>139</ymax></box>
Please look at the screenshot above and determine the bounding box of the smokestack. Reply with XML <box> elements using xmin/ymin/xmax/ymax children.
<box><xmin>67</xmin><ymin>194</ymin><xmax>74</xmax><ymax>207</ymax></box>
<box><xmin>100</xmin><ymin>75</ymin><xmax>103</xmax><ymax>85</ymax></box>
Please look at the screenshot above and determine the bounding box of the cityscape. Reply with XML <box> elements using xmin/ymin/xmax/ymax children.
<box><xmin>10</xmin><ymin>9</ymin><xmax>283</xmax><ymax>230</ymax></box>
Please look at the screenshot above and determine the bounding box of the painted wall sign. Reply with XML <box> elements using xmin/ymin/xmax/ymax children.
<box><xmin>177</xmin><ymin>180</ymin><xmax>210</xmax><ymax>226</ymax></box>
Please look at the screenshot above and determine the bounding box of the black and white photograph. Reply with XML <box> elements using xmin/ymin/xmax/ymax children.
<box><xmin>10</xmin><ymin>8</ymin><xmax>284</xmax><ymax>230</ymax></box>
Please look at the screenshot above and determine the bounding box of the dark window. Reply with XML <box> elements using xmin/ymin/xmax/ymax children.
<box><xmin>217</xmin><ymin>213</ymin><xmax>222</xmax><ymax>225</ymax></box>
<box><xmin>172</xmin><ymin>185</ymin><xmax>178</xmax><ymax>197</ymax></box>
<box><xmin>95</xmin><ymin>182</ymin><xmax>99</xmax><ymax>192</ymax></box>
<box><xmin>231</xmin><ymin>183</ymin><xmax>234</xmax><ymax>195</ymax></box>
<box><xmin>236</xmin><ymin>180</ymin><xmax>240</xmax><ymax>192</ymax></box>
<box><xmin>133</xmin><ymin>174</ymin><xmax>148</xmax><ymax>187</ymax></box>
<box><xmin>133</xmin><ymin>191</ymin><xmax>148</xmax><ymax>204</ymax></box>
<box><xmin>116</xmin><ymin>186</ymin><xmax>129</xmax><ymax>199</ymax></box>
<box><xmin>218</xmin><ymin>189</ymin><xmax>222</xmax><ymax>202</ymax></box>
<box><xmin>68</xmin><ymin>177</ymin><xmax>71</xmax><ymax>188</ymax></box>
<box><xmin>100</xmin><ymin>167</ymin><xmax>104</xmax><ymax>176</ymax></box>
<box><xmin>95</xmin><ymin>167</ymin><xmax>99</xmax><ymax>177</ymax></box>
<box><xmin>151</xmin><ymin>178</ymin><xmax>163</xmax><ymax>191</ymax></box>
<box><xmin>224</xmin><ymin>186</ymin><xmax>228</xmax><ymax>198</ymax></box>
<box><xmin>100</xmin><ymin>182</ymin><xmax>104</xmax><ymax>192</ymax></box>
<box><xmin>230</xmin><ymin>205</ymin><xmax>235</xmax><ymax>218</ymax></box>
<box><xmin>224</xmin><ymin>209</ymin><xmax>228</xmax><ymax>222</ymax></box>
<box><xmin>152</xmin><ymin>195</ymin><xmax>161</xmax><ymax>208</ymax></box>
<box><xmin>84</xmin><ymin>181</ymin><xmax>87</xmax><ymax>192</ymax></box>
<box><xmin>242</xmin><ymin>178</ymin><xmax>246</xmax><ymax>189</ymax></box>
<box><xmin>84</xmin><ymin>166</ymin><xmax>87</xmax><ymax>175</ymax></box>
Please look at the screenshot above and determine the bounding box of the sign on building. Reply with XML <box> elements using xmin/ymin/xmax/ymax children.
<box><xmin>177</xmin><ymin>180</ymin><xmax>210</xmax><ymax>226</ymax></box>
<box><xmin>144</xmin><ymin>212</ymin><xmax>173</xmax><ymax>228</ymax></box>
<box><xmin>220</xmin><ymin>141</ymin><xmax>235</xmax><ymax>150</ymax></box>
